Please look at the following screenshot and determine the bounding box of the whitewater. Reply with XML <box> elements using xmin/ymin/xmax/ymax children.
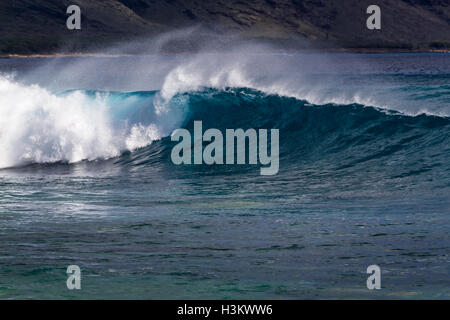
<box><xmin>0</xmin><ymin>46</ymin><xmax>449</xmax><ymax>299</ymax></box>
<box><xmin>0</xmin><ymin>49</ymin><xmax>449</xmax><ymax>169</ymax></box>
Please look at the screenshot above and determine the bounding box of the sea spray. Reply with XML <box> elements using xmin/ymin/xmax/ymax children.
<box><xmin>0</xmin><ymin>76</ymin><xmax>163</xmax><ymax>168</ymax></box>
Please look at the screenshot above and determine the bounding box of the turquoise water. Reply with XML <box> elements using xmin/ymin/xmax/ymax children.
<box><xmin>0</xmin><ymin>53</ymin><xmax>449</xmax><ymax>299</ymax></box>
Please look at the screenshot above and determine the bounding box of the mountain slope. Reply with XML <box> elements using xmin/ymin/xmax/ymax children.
<box><xmin>1</xmin><ymin>0</ymin><xmax>449</xmax><ymax>54</ymax></box>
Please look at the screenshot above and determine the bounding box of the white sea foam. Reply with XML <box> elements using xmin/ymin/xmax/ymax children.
<box><xmin>155</xmin><ymin>50</ymin><xmax>449</xmax><ymax>117</ymax></box>
<box><xmin>1</xmin><ymin>31</ymin><xmax>448</xmax><ymax>168</ymax></box>
<box><xmin>0</xmin><ymin>76</ymin><xmax>162</xmax><ymax>168</ymax></box>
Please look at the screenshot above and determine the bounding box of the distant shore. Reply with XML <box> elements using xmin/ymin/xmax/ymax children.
<box><xmin>1</xmin><ymin>48</ymin><xmax>449</xmax><ymax>59</ymax></box>
<box><xmin>0</xmin><ymin>53</ymin><xmax>137</xmax><ymax>59</ymax></box>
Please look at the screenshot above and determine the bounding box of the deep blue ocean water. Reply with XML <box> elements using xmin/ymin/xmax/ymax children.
<box><xmin>0</xmin><ymin>53</ymin><xmax>448</xmax><ymax>299</ymax></box>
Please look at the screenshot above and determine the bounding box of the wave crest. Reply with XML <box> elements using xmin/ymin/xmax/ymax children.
<box><xmin>0</xmin><ymin>77</ymin><xmax>163</xmax><ymax>168</ymax></box>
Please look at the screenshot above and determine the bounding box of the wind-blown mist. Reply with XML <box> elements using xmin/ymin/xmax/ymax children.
<box><xmin>0</xmin><ymin>30</ymin><xmax>448</xmax><ymax>169</ymax></box>
<box><xmin>0</xmin><ymin>30</ymin><xmax>449</xmax><ymax>299</ymax></box>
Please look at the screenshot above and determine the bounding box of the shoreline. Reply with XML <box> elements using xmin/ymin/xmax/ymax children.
<box><xmin>1</xmin><ymin>48</ymin><xmax>449</xmax><ymax>59</ymax></box>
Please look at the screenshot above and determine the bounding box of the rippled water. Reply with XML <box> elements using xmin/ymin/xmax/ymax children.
<box><xmin>0</xmin><ymin>53</ymin><xmax>449</xmax><ymax>299</ymax></box>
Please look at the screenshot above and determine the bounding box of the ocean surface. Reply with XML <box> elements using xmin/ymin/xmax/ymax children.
<box><xmin>0</xmin><ymin>52</ymin><xmax>449</xmax><ymax>299</ymax></box>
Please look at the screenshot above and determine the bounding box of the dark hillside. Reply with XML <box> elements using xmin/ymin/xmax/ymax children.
<box><xmin>0</xmin><ymin>0</ymin><xmax>449</xmax><ymax>54</ymax></box>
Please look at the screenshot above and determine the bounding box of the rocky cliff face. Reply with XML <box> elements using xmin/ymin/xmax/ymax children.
<box><xmin>1</xmin><ymin>0</ymin><xmax>449</xmax><ymax>54</ymax></box>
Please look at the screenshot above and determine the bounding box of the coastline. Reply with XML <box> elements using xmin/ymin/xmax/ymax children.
<box><xmin>1</xmin><ymin>48</ymin><xmax>449</xmax><ymax>59</ymax></box>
